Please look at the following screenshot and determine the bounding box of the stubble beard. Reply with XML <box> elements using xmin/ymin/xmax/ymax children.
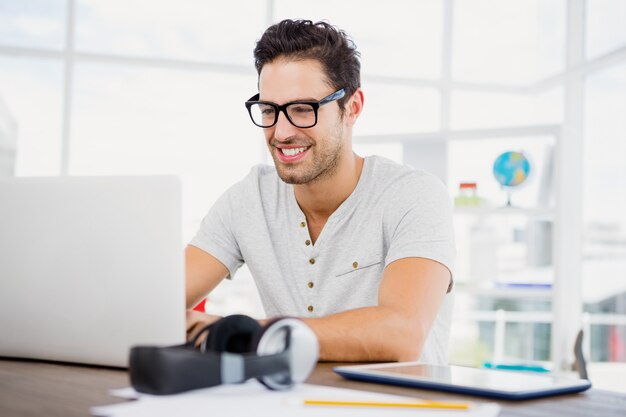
<box><xmin>271</xmin><ymin>123</ymin><xmax>344</xmax><ymax>185</ymax></box>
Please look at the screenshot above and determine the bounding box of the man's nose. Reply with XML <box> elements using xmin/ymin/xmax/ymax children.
<box><xmin>273</xmin><ymin>110</ymin><xmax>298</xmax><ymax>142</ymax></box>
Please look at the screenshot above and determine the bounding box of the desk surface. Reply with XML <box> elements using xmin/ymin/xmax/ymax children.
<box><xmin>1</xmin><ymin>358</ymin><xmax>625</xmax><ymax>417</ymax></box>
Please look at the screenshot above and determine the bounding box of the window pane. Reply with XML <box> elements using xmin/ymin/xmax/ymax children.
<box><xmin>0</xmin><ymin>0</ymin><xmax>65</xmax><ymax>49</ymax></box>
<box><xmin>70</xmin><ymin>63</ymin><xmax>262</xmax><ymax>241</ymax></box>
<box><xmin>273</xmin><ymin>0</ymin><xmax>442</xmax><ymax>79</ymax></box>
<box><xmin>452</xmin><ymin>319</ymin><xmax>496</xmax><ymax>366</ymax></box>
<box><xmin>75</xmin><ymin>0</ymin><xmax>265</xmax><ymax>64</ymax></box>
<box><xmin>586</xmin><ymin>325</ymin><xmax>626</xmax><ymax>363</ymax></box>
<box><xmin>586</xmin><ymin>0</ymin><xmax>626</xmax><ymax>60</ymax></box>
<box><xmin>0</xmin><ymin>98</ymin><xmax>17</xmax><ymax>175</ymax></box>
<box><xmin>353</xmin><ymin>143</ymin><xmax>403</xmax><ymax>164</ymax></box>
<box><xmin>451</xmin><ymin>88</ymin><xmax>562</xmax><ymax>130</ymax></box>
<box><xmin>0</xmin><ymin>56</ymin><xmax>63</xmax><ymax>175</ymax></box>
<box><xmin>453</xmin><ymin>0</ymin><xmax>565</xmax><ymax>85</ymax></box>
<box><xmin>355</xmin><ymin>83</ymin><xmax>440</xmax><ymax>135</ymax></box>
<box><xmin>450</xmin><ymin>309</ymin><xmax>552</xmax><ymax>366</ymax></box>
<box><xmin>583</xmin><ymin>62</ymin><xmax>626</xmax><ymax>323</ymax></box>
<box><xmin>203</xmin><ymin>264</ymin><xmax>265</xmax><ymax>318</ymax></box>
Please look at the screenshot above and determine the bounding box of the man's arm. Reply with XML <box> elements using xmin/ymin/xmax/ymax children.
<box><xmin>185</xmin><ymin>245</ymin><xmax>230</xmax><ymax>340</ymax></box>
<box><xmin>185</xmin><ymin>245</ymin><xmax>450</xmax><ymax>360</ymax></box>
<box><xmin>302</xmin><ymin>257</ymin><xmax>451</xmax><ymax>362</ymax></box>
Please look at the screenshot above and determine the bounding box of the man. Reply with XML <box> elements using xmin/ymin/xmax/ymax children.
<box><xmin>186</xmin><ymin>19</ymin><xmax>455</xmax><ymax>364</ymax></box>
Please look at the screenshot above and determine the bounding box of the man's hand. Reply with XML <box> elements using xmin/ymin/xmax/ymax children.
<box><xmin>186</xmin><ymin>309</ymin><xmax>222</xmax><ymax>346</ymax></box>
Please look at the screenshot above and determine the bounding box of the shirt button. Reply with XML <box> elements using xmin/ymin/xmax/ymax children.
<box><xmin>307</xmin><ymin>281</ymin><xmax>314</xmax><ymax>288</ymax></box>
<box><xmin>309</xmin><ymin>258</ymin><xmax>315</xmax><ymax>265</ymax></box>
<box><xmin>305</xmin><ymin>239</ymin><xmax>311</xmax><ymax>246</ymax></box>
<box><xmin>307</xmin><ymin>305</ymin><xmax>314</xmax><ymax>312</ymax></box>
<box><xmin>300</xmin><ymin>221</ymin><xmax>306</xmax><ymax>228</ymax></box>
<box><xmin>352</xmin><ymin>261</ymin><xmax>359</xmax><ymax>269</ymax></box>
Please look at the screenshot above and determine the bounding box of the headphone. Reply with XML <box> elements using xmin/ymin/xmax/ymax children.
<box><xmin>129</xmin><ymin>314</ymin><xmax>319</xmax><ymax>395</ymax></box>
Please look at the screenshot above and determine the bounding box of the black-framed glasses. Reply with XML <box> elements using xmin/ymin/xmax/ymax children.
<box><xmin>245</xmin><ymin>88</ymin><xmax>345</xmax><ymax>128</ymax></box>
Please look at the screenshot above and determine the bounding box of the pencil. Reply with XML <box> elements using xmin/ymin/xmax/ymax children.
<box><xmin>303</xmin><ymin>399</ymin><xmax>471</xmax><ymax>410</ymax></box>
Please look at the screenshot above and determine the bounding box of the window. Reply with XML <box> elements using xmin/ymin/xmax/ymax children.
<box><xmin>274</xmin><ymin>0</ymin><xmax>443</xmax><ymax>79</ymax></box>
<box><xmin>75</xmin><ymin>0</ymin><xmax>265</xmax><ymax>64</ymax></box>
<box><xmin>586</xmin><ymin>0</ymin><xmax>626</xmax><ymax>60</ymax></box>
<box><xmin>583</xmin><ymin>61</ymin><xmax>626</xmax><ymax>363</ymax></box>
<box><xmin>0</xmin><ymin>56</ymin><xmax>63</xmax><ymax>175</ymax></box>
<box><xmin>356</xmin><ymin>83</ymin><xmax>440</xmax><ymax>135</ymax></box>
<box><xmin>0</xmin><ymin>0</ymin><xmax>65</xmax><ymax>50</ymax></box>
<box><xmin>453</xmin><ymin>0</ymin><xmax>565</xmax><ymax>85</ymax></box>
<box><xmin>451</xmin><ymin>89</ymin><xmax>562</xmax><ymax>130</ymax></box>
<box><xmin>70</xmin><ymin>63</ymin><xmax>260</xmax><ymax>241</ymax></box>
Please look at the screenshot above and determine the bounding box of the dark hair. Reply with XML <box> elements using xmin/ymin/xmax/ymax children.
<box><xmin>253</xmin><ymin>19</ymin><xmax>361</xmax><ymax>112</ymax></box>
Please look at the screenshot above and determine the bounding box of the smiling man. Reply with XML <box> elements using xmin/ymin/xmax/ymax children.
<box><xmin>185</xmin><ymin>19</ymin><xmax>455</xmax><ymax>363</ymax></box>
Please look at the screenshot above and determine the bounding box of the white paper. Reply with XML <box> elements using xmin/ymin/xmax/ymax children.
<box><xmin>108</xmin><ymin>387</ymin><xmax>141</xmax><ymax>400</ymax></box>
<box><xmin>92</xmin><ymin>381</ymin><xmax>500</xmax><ymax>417</ymax></box>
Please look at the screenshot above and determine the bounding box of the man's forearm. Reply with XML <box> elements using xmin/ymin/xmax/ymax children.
<box><xmin>302</xmin><ymin>305</ymin><xmax>426</xmax><ymax>362</ymax></box>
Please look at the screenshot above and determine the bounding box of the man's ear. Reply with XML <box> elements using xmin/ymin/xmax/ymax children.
<box><xmin>344</xmin><ymin>88</ymin><xmax>364</xmax><ymax>127</ymax></box>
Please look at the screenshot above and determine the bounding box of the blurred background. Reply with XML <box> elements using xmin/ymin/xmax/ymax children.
<box><xmin>1</xmin><ymin>0</ymin><xmax>624</xmax><ymax>391</ymax></box>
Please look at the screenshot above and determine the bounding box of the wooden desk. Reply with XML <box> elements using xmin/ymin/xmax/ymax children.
<box><xmin>1</xmin><ymin>358</ymin><xmax>625</xmax><ymax>417</ymax></box>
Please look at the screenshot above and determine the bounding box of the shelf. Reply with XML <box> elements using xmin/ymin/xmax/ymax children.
<box><xmin>454</xmin><ymin>205</ymin><xmax>555</xmax><ymax>219</ymax></box>
<box><xmin>456</xmin><ymin>282</ymin><xmax>553</xmax><ymax>300</ymax></box>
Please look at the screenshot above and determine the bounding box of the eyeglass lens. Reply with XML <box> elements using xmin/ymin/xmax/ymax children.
<box><xmin>249</xmin><ymin>103</ymin><xmax>316</xmax><ymax>128</ymax></box>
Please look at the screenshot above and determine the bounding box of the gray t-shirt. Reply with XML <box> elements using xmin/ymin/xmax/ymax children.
<box><xmin>191</xmin><ymin>155</ymin><xmax>456</xmax><ymax>364</ymax></box>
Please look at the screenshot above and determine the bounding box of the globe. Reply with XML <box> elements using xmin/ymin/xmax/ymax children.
<box><xmin>493</xmin><ymin>151</ymin><xmax>531</xmax><ymax>206</ymax></box>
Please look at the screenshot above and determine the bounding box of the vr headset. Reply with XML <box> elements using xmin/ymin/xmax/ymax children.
<box><xmin>129</xmin><ymin>314</ymin><xmax>319</xmax><ymax>395</ymax></box>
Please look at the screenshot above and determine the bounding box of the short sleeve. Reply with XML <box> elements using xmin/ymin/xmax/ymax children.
<box><xmin>189</xmin><ymin>186</ymin><xmax>244</xmax><ymax>279</ymax></box>
<box><xmin>384</xmin><ymin>173</ymin><xmax>456</xmax><ymax>288</ymax></box>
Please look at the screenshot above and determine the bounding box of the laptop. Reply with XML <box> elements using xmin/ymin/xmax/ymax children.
<box><xmin>334</xmin><ymin>362</ymin><xmax>592</xmax><ymax>400</ymax></box>
<box><xmin>0</xmin><ymin>176</ymin><xmax>186</xmax><ymax>368</ymax></box>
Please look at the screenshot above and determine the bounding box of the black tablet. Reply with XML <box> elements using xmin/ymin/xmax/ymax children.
<box><xmin>334</xmin><ymin>362</ymin><xmax>592</xmax><ymax>400</ymax></box>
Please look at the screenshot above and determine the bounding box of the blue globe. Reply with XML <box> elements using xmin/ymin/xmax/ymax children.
<box><xmin>493</xmin><ymin>151</ymin><xmax>531</xmax><ymax>188</ymax></box>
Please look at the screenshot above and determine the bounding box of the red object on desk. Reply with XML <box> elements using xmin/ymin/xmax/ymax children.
<box><xmin>193</xmin><ymin>298</ymin><xmax>207</xmax><ymax>313</ymax></box>
<box><xmin>609</xmin><ymin>326</ymin><xmax>625</xmax><ymax>361</ymax></box>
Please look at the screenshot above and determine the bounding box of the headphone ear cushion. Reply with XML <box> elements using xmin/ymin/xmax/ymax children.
<box><xmin>203</xmin><ymin>314</ymin><xmax>263</xmax><ymax>354</ymax></box>
<box><xmin>252</xmin><ymin>318</ymin><xmax>319</xmax><ymax>390</ymax></box>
